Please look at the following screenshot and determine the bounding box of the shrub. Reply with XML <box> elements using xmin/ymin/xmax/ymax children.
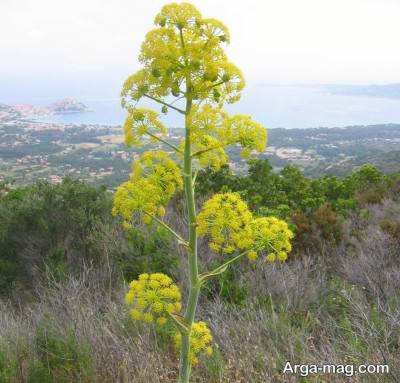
<box><xmin>380</xmin><ymin>219</ymin><xmax>400</xmax><ymax>241</ymax></box>
<box><xmin>0</xmin><ymin>178</ymin><xmax>111</xmax><ymax>293</ymax></box>
<box><xmin>313</xmin><ymin>203</ymin><xmax>344</xmax><ymax>244</ymax></box>
<box><xmin>116</xmin><ymin>226</ymin><xmax>178</xmax><ymax>282</ymax></box>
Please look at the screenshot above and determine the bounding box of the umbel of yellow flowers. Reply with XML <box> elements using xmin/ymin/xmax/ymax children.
<box><xmin>125</xmin><ymin>272</ymin><xmax>182</xmax><ymax>325</ymax></box>
<box><xmin>174</xmin><ymin>321</ymin><xmax>213</xmax><ymax>365</ymax></box>
<box><xmin>112</xmin><ymin>3</ymin><xmax>293</xmax><ymax>382</ymax></box>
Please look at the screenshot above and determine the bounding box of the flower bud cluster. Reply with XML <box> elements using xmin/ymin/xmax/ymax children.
<box><xmin>174</xmin><ymin>321</ymin><xmax>213</xmax><ymax>365</ymax></box>
<box><xmin>181</xmin><ymin>105</ymin><xmax>267</xmax><ymax>171</ymax></box>
<box><xmin>198</xmin><ymin>192</ymin><xmax>294</xmax><ymax>262</ymax></box>
<box><xmin>123</xmin><ymin>108</ymin><xmax>167</xmax><ymax>147</ymax></box>
<box><xmin>248</xmin><ymin>217</ymin><xmax>294</xmax><ymax>262</ymax></box>
<box><xmin>131</xmin><ymin>151</ymin><xmax>183</xmax><ymax>203</ymax></box>
<box><xmin>125</xmin><ymin>273</ymin><xmax>182</xmax><ymax>326</ymax></box>
<box><xmin>121</xmin><ymin>2</ymin><xmax>244</xmax><ymax>111</ymax></box>
<box><xmin>112</xmin><ymin>151</ymin><xmax>182</xmax><ymax>227</ymax></box>
<box><xmin>197</xmin><ymin>192</ymin><xmax>253</xmax><ymax>254</ymax></box>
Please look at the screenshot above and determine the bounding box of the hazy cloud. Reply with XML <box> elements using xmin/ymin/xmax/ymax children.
<box><xmin>1</xmin><ymin>0</ymin><xmax>399</xmax><ymax>87</ymax></box>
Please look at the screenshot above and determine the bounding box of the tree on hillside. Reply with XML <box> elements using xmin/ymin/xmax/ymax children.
<box><xmin>112</xmin><ymin>3</ymin><xmax>293</xmax><ymax>382</ymax></box>
<box><xmin>0</xmin><ymin>178</ymin><xmax>111</xmax><ymax>293</ymax></box>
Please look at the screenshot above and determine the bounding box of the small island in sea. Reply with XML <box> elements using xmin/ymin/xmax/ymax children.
<box><xmin>50</xmin><ymin>98</ymin><xmax>92</xmax><ymax>114</ymax></box>
<box><xmin>0</xmin><ymin>98</ymin><xmax>92</xmax><ymax>121</ymax></box>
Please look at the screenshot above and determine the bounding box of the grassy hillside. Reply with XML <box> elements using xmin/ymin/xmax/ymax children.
<box><xmin>1</xmin><ymin>164</ymin><xmax>399</xmax><ymax>382</ymax></box>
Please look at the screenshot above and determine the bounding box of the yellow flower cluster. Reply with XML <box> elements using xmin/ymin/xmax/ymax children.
<box><xmin>228</xmin><ymin>114</ymin><xmax>267</xmax><ymax>158</ymax></box>
<box><xmin>179</xmin><ymin>105</ymin><xmax>267</xmax><ymax>170</ymax></box>
<box><xmin>154</xmin><ymin>2</ymin><xmax>201</xmax><ymax>30</ymax></box>
<box><xmin>123</xmin><ymin>108</ymin><xmax>167</xmax><ymax>147</ymax></box>
<box><xmin>189</xmin><ymin>104</ymin><xmax>229</xmax><ymax>139</ymax></box>
<box><xmin>112</xmin><ymin>179</ymin><xmax>162</xmax><ymax>225</ymax></box>
<box><xmin>192</xmin><ymin>135</ymin><xmax>228</xmax><ymax>170</ymax></box>
<box><xmin>112</xmin><ymin>150</ymin><xmax>182</xmax><ymax>226</ymax></box>
<box><xmin>121</xmin><ymin>69</ymin><xmax>162</xmax><ymax>102</ymax></box>
<box><xmin>121</xmin><ymin>3</ymin><xmax>244</xmax><ymax>109</ymax></box>
<box><xmin>174</xmin><ymin>321</ymin><xmax>213</xmax><ymax>365</ymax></box>
<box><xmin>131</xmin><ymin>151</ymin><xmax>183</xmax><ymax>203</ymax></box>
<box><xmin>197</xmin><ymin>193</ymin><xmax>253</xmax><ymax>254</ymax></box>
<box><xmin>120</xmin><ymin>3</ymin><xmax>266</xmax><ymax>163</ymax></box>
<box><xmin>248</xmin><ymin>217</ymin><xmax>294</xmax><ymax>262</ymax></box>
<box><xmin>197</xmin><ymin>193</ymin><xmax>294</xmax><ymax>262</ymax></box>
<box><xmin>176</xmin><ymin>105</ymin><xmax>228</xmax><ymax>170</ymax></box>
<box><xmin>125</xmin><ymin>273</ymin><xmax>182</xmax><ymax>326</ymax></box>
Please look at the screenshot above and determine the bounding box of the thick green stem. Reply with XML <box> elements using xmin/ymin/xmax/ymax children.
<box><xmin>177</xmin><ymin>26</ymin><xmax>201</xmax><ymax>383</ymax></box>
<box><xmin>178</xmin><ymin>86</ymin><xmax>200</xmax><ymax>382</ymax></box>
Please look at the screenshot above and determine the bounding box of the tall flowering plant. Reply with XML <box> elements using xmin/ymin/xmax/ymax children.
<box><xmin>112</xmin><ymin>3</ymin><xmax>293</xmax><ymax>382</ymax></box>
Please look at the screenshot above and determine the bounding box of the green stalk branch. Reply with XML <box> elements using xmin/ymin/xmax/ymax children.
<box><xmin>142</xmin><ymin>210</ymin><xmax>188</xmax><ymax>247</ymax></box>
<box><xmin>199</xmin><ymin>246</ymin><xmax>260</xmax><ymax>282</ymax></box>
<box><xmin>145</xmin><ymin>131</ymin><xmax>182</xmax><ymax>153</ymax></box>
<box><xmin>143</xmin><ymin>93</ymin><xmax>186</xmax><ymax>115</ymax></box>
<box><xmin>207</xmin><ymin>80</ymin><xmax>226</xmax><ymax>89</ymax></box>
<box><xmin>267</xmin><ymin>242</ymin><xmax>279</xmax><ymax>253</ymax></box>
<box><xmin>191</xmin><ymin>145</ymin><xmax>222</xmax><ymax>158</ymax></box>
<box><xmin>192</xmin><ymin>170</ymin><xmax>198</xmax><ymax>188</ymax></box>
<box><xmin>168</xmin><ymin>313</ymin><xmax>191</xmax><ymax>334</ymax></box>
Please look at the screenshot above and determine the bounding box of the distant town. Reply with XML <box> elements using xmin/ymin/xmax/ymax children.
<box><xmin>1</xmin><ymin>101</ymin><xmax>400</xmax><ymax>187</ymax></box>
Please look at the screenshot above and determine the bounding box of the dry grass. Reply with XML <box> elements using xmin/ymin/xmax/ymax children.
<box><xmin>1</xmin><ymin>201</ymin><xmax>400</xmax><ymax>382</ymax></box>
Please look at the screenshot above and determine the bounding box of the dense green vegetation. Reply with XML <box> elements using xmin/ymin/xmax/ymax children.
<box><xmin>1</xmin><ymin>162</ymin><xmax>399</xmax><ymax>381</ymax></box>
<box><xmin>0</xmin><ymin>161</ymin><xmax>395</xmax><ymax>296</ymax></box>
<box><xmin>197</xmin><ymin>160</ymin><xmax>396</xmax><ymax>251</ymax></box>
<box><xmin>0</xmin><ymin>178</ymin><xmax>177</xmax><ymax>296</ymax></box>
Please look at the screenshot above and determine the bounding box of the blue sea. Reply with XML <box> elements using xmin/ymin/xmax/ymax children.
<box><xmin>13</xmin><ymin>84</ymin><xmax>400</xmax><ymax>129</ymax></box>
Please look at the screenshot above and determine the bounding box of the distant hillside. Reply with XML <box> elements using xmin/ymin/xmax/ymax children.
<box><xmin>1</xmin><ymin>120</ymin><xmax>400</xmax><ymax>186</ymax></box>
<box><xmin>324</xmin><ymin>83</ymin><xmax>400</xmax><ymax>100</ymax></box>
<box><xmin>314</xmin><ymin>150</ymin><xmax>400</xmax><ymax>177</ymax></box>
<box><xmin>0</xmin><ymin>104</ymin><xmax>21</xmax><ymax>122</ymax></box>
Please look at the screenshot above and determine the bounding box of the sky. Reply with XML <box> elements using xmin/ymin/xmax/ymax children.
<box><xmin>1</xmin><ymin>0</ymin><xmax>399</xmax><ymax>102</ymax></box>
